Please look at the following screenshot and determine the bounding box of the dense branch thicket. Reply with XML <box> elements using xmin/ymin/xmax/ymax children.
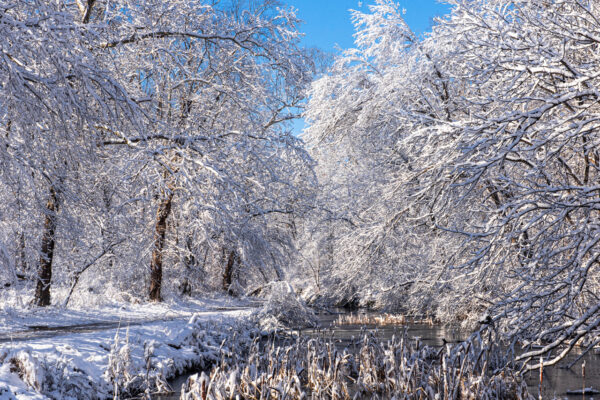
<box><xmin>302</xmin><ymin>0</ymin><xmax>600</xmax><ymax>368</ymax></box>
<box><xmin>0</xmin><ymin>0</ymin><xmax>315</xmax><ymax>306</ymax></box>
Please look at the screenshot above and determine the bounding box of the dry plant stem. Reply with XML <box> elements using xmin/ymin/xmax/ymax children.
<box><xmin>181</xmin><ymin>329</ymin><xmax>532</xmax><ymax>400</ymax></box>
<box><xmin>538</xmin><ymin>357</ymin><xmax>543</xmax><ymax>400</ymax></box>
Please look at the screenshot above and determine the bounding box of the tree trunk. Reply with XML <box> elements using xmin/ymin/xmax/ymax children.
<box><xmin>34</xmin><ymin>187</ymin><xmax>58</xmax><ymax>307</ymax></box>
<box><xmin>223</xmin><ymin>249</ymin><xmax>237</xmax><ymax>292</ymax></box>
<box><xmin>149</xmin><ymin>190</ymin><xmax>173</xmax><ymax>302</ymax></box>
<box><xmin>17</xmin><ymin>232</ymin><xmax>27</xmax><ymax>279</ymax></box>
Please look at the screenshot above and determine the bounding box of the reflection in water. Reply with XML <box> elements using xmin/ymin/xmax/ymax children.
<box><xmin>307</xmin><ymin>312</ymin><xmax>464</xmax><ymax>347</ymax></box>
<box><xmin>523</xmin><ymin>350</ymin><xmax>600</xmax><ymax>400</ymax></box>
<box><xmin>160</xmin><ymin>311</ymin><xmax>600</xmax><ymax>399</ymax></box>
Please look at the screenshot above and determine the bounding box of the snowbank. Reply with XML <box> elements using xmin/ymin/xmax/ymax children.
<box><xmin>0</xmin><ymin>308</ymin><xmax>256</xmax><ymax>399</ymax></box>
<box><xmin>0</xmin><ymin>287</ymin><xmax>325</xmax><ymax>399</ymax></box>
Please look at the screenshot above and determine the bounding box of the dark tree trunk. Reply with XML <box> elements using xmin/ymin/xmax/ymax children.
<box><xmin>17</xmin><ymin>232</ymin><xmax>27</xmax><ymax>279</ymax></box>
<box><xmin>223</xmin><ymin>249</ymin><xmax>237</xmax><ymax>292</ymax></box>
<box><xmin>34</xmin><ymin>187</ymin><xmax>58</xmax><ymax>307</ymax></box>
<box><xmin>149</xmin><ymin>190</ymin><xmax>173</xmax><ymax>302</ymax></box>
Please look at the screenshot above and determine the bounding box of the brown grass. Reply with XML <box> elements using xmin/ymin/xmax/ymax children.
<box><xmin>181</xmin><ymin>329</ymin><xmax>533</xmax><ymax>400</ymax></box>
<box><xmin>334</xmin><ymin>313</ymin><xmax>436</xmax><ymax>326</ymax></box>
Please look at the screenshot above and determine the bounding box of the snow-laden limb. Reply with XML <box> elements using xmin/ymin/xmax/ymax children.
<box><xmin>0</xmin><ymin>309</ymin><xmax>256</xmax><ymax>399</ymax></box>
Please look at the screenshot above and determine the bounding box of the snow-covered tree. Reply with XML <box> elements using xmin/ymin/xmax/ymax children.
<box><xmin>95</xmin><ymin>0</ymin><xmax>317</xmax><ymax>300</ymax></box>
<box><xmin>0</xmin><ymin>0</ymin><xmax>141</xmax><ymax>306</ymax></box>
<box><xmin>303</xmin><ymin>0</ymin><xmax>460</xmax><ymax>308</ymax></box>
<box><xmin>306</xmin><ymin>0</ymin><xmax>600</xmax><ymax>367</ymax></box>
<box><xmin>1</xmin><ymin>0</ymin><xmax>317</xmax><ymax>306</ymax></box>
<box><xmin>416</xmin><ymin>0</ymin><xmax>600</xmax><ymax>367</ymax></box>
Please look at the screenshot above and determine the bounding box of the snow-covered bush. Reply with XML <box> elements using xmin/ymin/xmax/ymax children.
<box><xmin>0</xmin><ymin>348</ymin><xmax>101</xmax><ymax>399</ymax></box>
<box><xmin>254</xmin><ymin>281</ymin><xmax>317</xmax><ymax>331</ymax></box>
<box><xmin>0</xmin><ymin>350</ymin><xmax>44</xmax><ymax>394</ymax></box>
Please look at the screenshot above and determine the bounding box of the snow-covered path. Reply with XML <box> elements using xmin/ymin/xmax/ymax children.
<box><xmin>0</xmin><ymin>307</ymin><xmax>256</xmax><ymax>344</ymax></box>
<box><xmin>0</xmin><ymin>296</ymin><xmax>260</xmax><ymax>336</ymax></box>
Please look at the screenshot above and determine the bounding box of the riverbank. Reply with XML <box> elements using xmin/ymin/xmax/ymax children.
<box><xmin>3</xmin><ymin>297</ymin><xmax>600</xmax><ymax>399</ymax></box>
<box><xmin>0</xmin><ymin>296</ymin><xmax>260</xmax><ymax>399</ymax></box>
<box><xmin>169</xmin><ymin>310</ymin><xmax>600</xmax><ymax>399</ymax></box>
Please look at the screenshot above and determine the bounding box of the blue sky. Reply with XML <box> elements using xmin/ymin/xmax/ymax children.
<box><xmin>287</xmin><ymin>0</ymin><xmax>451</xmax><ymax>52</ymax></box>
<box><xmin>286</xmin><ymin>0</ymin><xmax>452</xmax><ymax>134</ymax></box>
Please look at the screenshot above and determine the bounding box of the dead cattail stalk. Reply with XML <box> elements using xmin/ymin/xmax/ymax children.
<box><xmin>538</xmin><ymin>356</ymin><xmax>543</xmax><ymax>400</ymax></box>
<box><xmin>582</xmin><ymin>360</ymin><xmax>586</xmax><ymax>400</ymax></box>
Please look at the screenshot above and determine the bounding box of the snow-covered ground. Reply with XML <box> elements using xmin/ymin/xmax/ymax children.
<box><xmin>0</xmin><ymin>295</ymin><xmax>258</xmax><ymax>339</ymax></box>
<box><xmin>0</xmin><ymin>296</ymin><xmax>261</xmax><ymax>399</ymax></box>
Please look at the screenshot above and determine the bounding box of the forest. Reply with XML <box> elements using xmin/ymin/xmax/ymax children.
<box><xmin>2</xmin><ymin>0</ymin><xmax>600</xmax><ymax>398</ymax></box>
